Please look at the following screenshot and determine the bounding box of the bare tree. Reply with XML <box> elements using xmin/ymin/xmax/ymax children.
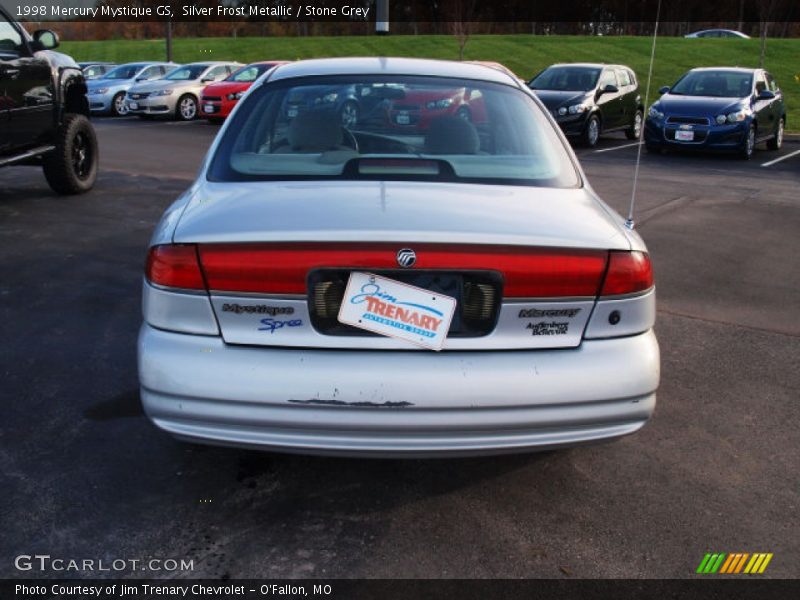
<box><xmin>442</xmin><ymin>0</ymin><xmax>480</xmax><ymax>61</ymax></box>
<box><xmin>756</xmin><ymin>0</ymin><xmax>783</xmax><ymax>67</ymax></box>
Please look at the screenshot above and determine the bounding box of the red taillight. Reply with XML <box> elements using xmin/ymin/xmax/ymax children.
<box><xmin>600</xmin><ymin>251</ymin><xmax>653</xmax><ymax>296</ymax></box>
<box><xmin>197</xmin><ymin>243</ymin><xmax>609</xmax><ymax>298</ymax></box>
<box><xmin>146</xmin><ymin>245</ymin><xmax>206</xmax><ymax>290</ymax></box>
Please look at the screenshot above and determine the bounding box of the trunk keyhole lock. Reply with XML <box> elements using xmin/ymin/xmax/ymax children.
<box><xmin>609</xmin><ymin>310</ymin><xmax>621</xmax><ymax>325</ymax></box>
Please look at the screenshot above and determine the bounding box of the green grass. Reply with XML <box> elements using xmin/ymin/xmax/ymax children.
<box><xmin>61</xmin><ymin>35</ymin><xmax>800</xmax><ymax>130</ymax></box>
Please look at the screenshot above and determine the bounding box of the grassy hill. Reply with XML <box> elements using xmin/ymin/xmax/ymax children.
<box><xmin>61</xmin><ymin>34</ymin><xmax>800</xmax><ymax>130</ymax></box>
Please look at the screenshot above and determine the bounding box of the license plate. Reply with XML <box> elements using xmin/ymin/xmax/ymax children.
<box><xmin>396</xmin><ymin>113</ymin><xmax>410</xmax><ymax>125</ymax></box>
<box><xmin>129</xmin><ymin>101</ymin><xmax>138</xmax><ymax>110</ymax></box>
<box><xmin>338</xmin><ymin>272</ymin><xmax>456</xmax><ymax>351</ymax></box>
<box><xmin>204</xmin><ymin>104</ymin><xmax>214</xmax><ymax>113</ymax></box>
<box><xmin>675</xmin><ymin>130</ymin><xmax>694</xmax><ymax>141</ymax></box>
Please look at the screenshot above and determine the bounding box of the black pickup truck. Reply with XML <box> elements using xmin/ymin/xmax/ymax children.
<box><xmin>1</xmin><ymin>6</ymin><xmax>98</xmax><ymax>194</ymax></box>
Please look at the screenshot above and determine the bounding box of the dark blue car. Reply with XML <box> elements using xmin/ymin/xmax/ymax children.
<box><xmin>644</xmin><ymin>67</ymin><xmax>785</xmax><ymax>159</ymax></box>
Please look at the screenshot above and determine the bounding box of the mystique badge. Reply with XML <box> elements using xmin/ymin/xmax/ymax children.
<box><xmin>338</xmin><ymin>272</ymin><xmax>456</xmax><ymax>350</ymax></box>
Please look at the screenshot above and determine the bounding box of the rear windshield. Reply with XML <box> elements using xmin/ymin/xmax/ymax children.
<box><xmin>208</xmin><ymin>75</ymin><xmax>579</xmax><ymax>188</ymax></box>
<box><xmin>529</xmin><ymin>67</ymin><xmax>601</xmax><ymax>92</ymax></box>
<box><xmin>670</xmin><ymin>71</ymin><xmax>753</xmax><ymax>97</ymax></box>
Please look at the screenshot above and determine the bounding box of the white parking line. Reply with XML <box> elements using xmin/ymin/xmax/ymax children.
<box><xmin>592</xmin><ymin>142</ymin><xmax>642</xmax><ymax>153</ymax></box>
<box><xmin>760</xmin><ymin>149</ymin><xmax>800</xmax><ymax>168</ymax></box>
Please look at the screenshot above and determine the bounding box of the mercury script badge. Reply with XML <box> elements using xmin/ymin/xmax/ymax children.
<box><xmin>396</xmin><ymin>248</ymin><xmax>416</xmax><ymax>268</ymax></box>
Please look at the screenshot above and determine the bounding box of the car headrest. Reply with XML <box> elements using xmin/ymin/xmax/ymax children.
<box><xmin>287</xmin><ymin>111</ymin><xmax>343</xmax><ymax>152</ymax></box>
<box><xmin>425</xmin><ymin>116</ymin><xmax>480</xmax><ymax>155</ymax></box>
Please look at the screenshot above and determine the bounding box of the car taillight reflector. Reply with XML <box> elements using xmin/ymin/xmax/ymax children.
<box><xmin>600</xmin><ymin>251</ymin><xmax>653</xmax><ymax>296</ymax></box>
<box><xmin>146</xmin><ymin>245</ymin><xmax>206</xmax><ymax>290</ymax></box>
<box><xmin>196</xmin><ymin>243</ymin><xmax>609</xmax><ymax>298</ymax></box>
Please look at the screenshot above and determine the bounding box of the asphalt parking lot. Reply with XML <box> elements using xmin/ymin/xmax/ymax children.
<box><xmin>1</xmin><ymin>117</ymin><xmax>798</xmax><ymax>579</ymax></box>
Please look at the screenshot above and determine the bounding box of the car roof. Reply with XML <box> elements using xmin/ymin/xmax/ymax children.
<box><xmin>547</xmin><ymin>63</ymin><xmax>629</xmax><ymax>70</ymax></box>
<box><xmin>268</xmin><ymin>57</ymin><xmax>520</xmax><ymax>87</ymax></box>
<box><xmin>695</xmin><ymin>29</ymin><xmax>743</xmax><ymax>33</ymax></box>
<box><xmin>117</xmin><ymin>61</ymin><xmax>173</xmax><ymax>68</ymax></box>
<box><xmin>181</xmin><ymin>61</ymin><xmax>239</xmax><ymax>67</ymax></box>
<box><xmin>689</xmin><ymin>66</ymin><xmax>759</xmax><ymax>74</ymax></box>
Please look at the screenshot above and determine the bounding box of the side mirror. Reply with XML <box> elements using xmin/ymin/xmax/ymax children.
<box><xmin>31</xmin><ymin>29</ymin><xmax>59</xmax><ymax>51</ymax></box>
<box><xmin>598</xmin><ymin>84</ymin><xmax>618</xmax><ymax>96</ymax></box>
<box><xmin>201</xmin><ymin>77</ymin><xmax>214</xmax><ymax>83</ymax></box>
<box><xmin>757</xmin><ymin>89</ymin><xmax>776</xmax><ymax>100</ymax></box>
<box><xmin>658</xmin><ymin>86</ymin><xmax>670</xmax><ymax>95</ymax></box>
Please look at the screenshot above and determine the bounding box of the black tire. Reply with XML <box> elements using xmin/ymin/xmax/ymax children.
<box><xmin>580</xmin><ymin>114</ymin><xmax>601</xmax><ymax>147</ymax></box>
<box><xmin>175</xmin><ymin>94</ymin><xmax>198</xmax><ymax>121</ymax></box>
<box><xmin>625</xmin><ymin>110</ymin><xmax>643</xmax><ymax>140</ymax></box>
<box><xmin>110</xmin><ymin>92</ymin><xmax>128</xmax><ymax>117</ymax></box>
<box><xmin>767</xmin><ymin>117</ymin><xmax>784</xmax><ymax>150</ymax></box>
<box><xmin>739</xmin><ymin>124</ymin><xmax>756</xmax><ymax>160</ymax></box>
<box><xmin>42</xmin><ymin>114</ymin><xmax>98</xmax><ymax>195</ymax></box>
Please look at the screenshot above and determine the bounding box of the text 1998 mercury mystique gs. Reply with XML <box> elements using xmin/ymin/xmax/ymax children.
<box><xmin>138</xmin><ymin>58</ymin><xmax>660</xmax><ymax>457</ymax></box>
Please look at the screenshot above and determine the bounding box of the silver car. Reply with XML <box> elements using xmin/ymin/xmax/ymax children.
<box><xmin>138</xmin><ymin>58</ymin><xmax>660</xmax><ymax>457</ymax></box>
<box><xmin>86</xmin><ymin>62</ymin><xmax>175</xmax><ymax>116</ymax></box>
<box><xmin>126</xmin><ymin>62</ymin><xmax>241</xmax><ymax>121</ymax></box>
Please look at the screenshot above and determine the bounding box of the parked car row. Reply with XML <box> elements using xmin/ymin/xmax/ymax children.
<box><xmin>84</xmin><ymin>60</ymin><xmax>254</xmax><ymax>121</ymax></box>
<box><xmin>82</xmin><ymin>55</ymin><xmax>787</xmax><ymax>159</ymax></box>
<box><xmin>527</xmin><ymin>62</ymin><xmax>785</xmax><ymax>158</ymax></box>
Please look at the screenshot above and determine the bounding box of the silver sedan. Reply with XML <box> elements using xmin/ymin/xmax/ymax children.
<box><xmin>126</xmin><ymin>61</ymin><xmax>241</xmax><ymax>120</ymax></box>
<box><xmin>86</xmin><ymin>62</ymin><xmax>175</xmax><ymax>116</ymax></box>
<box><xmin>138</xmin><ymin>58</ymin><xmax>660</xmax><ymax>457</ymax></box>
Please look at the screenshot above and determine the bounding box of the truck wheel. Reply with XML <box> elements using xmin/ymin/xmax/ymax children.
<box><xmin>42</xmin><ymin>114</ymin><xmax>98</xmax><ymax>195</ymax></box>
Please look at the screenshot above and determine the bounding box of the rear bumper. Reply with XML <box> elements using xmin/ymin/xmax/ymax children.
<box><xmin>138</xmin><ymin>325</ymin><xmax>660</xmax><ymax>457</ymax></box>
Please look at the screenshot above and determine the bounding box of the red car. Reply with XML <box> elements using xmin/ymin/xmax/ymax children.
<box><xmin>200</xmin><ymin>61</ymin><xmax>289</xmax><ymax>122</ymax></box>
<box><xmin>386</xmin><ymin>87</ymin><xmax>487</xmax><ymax>129</ymax></box>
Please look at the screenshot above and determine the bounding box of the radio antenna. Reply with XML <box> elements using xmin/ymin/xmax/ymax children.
<box><xmin>626</xmin><ymin>0</ymin><xmax>662</xmax><ymax>230</ymax></box>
